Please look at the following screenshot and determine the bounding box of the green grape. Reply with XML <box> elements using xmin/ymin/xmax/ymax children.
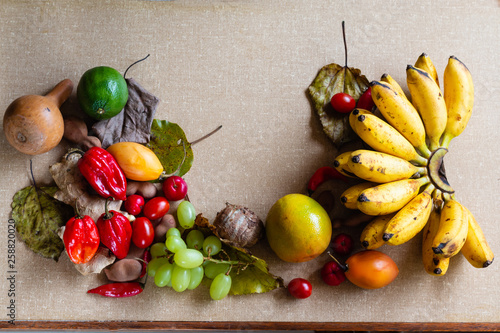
<box><xmin>186</xmin><ymin>229</ymin><xmax>205</xmax><ymax>250</ymax></box>
<box><xmin>165</xmin><ymin>235</ymin><xmax>187</xmax><ymax>253</ymax></box>
<box><xmin>204</xmin><ymin>261</ymin><xmax>230</xmax><ymax>279</ymax></box>
<box><xmin>203</xmin><ymin>235</ymin><xmax>222</xmax><ymax>256</ymax></box>
<box><xmin>187</xmin><ymin>266</ymin><xmax>204</xmax><ymax>290</ymax></box>
<box><xmin>210</xmin><ymin>273</ymin><xmax>232</xmax><ymax>300</ymax></box>
<box><xmin>177</xmin><ymin>200</ymin><xmax>196</xmax><ymax>229</ymax></box>
<box><xmin>147</xmin><ymin>257</ymin><xmax>170</xmax><ymax>277</ymax></box>
<box><xmin>174</xmin><ymin>248</ymin><xmax>204</xmax><ymax>269</ymax></box>
<box><xmin>154</xmin><ymin>262</ymin><xmax>173</xmax><ymax>287</ymax></box>
<box><xmin>150</xmin><ymin>242</ymin><xmax>168</xmax><ymax>258</ymax></box>
<box><xmin>171</xmin><ymin>264</ymin><xmax>191</xmax><ymax>292</ymax></box>
<box><xmin>166</xmin><ymin>227</ymin><xmax>181</xmax><ymax>238</ymax></box>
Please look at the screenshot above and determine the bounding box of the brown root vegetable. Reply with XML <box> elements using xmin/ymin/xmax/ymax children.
<box><xmin>104</xmin><ymin>259</ymin><xmax>142</xmax><ymax>282</ymax></box>
<box><xmin>3</xmin><ymin>79</ymin><xmax>73</xmax><ymax>155</ymax></box>
<box><xmin>213</xmin><ymin>203</ymin><xmax>263</xmax><ymax>248</ymax></box>
<box><xmin>126</xmin><ymin>181</ymin><xmax>158</xmax><ymax>199</ymax></box>
<box><xmin>154</xmin><ymin>214</ymin><xmax>176</xmax><ymax>243</ymax></box>
<box><xmin>63</xmin><ymin>117</ymin><xmax>101</xmax><ymax>151</ymax></box>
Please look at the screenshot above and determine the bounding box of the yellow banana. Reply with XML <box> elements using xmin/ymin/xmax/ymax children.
<box><xmin>414</xmin><ymin>53</ymin><xmax>439</xmax><ymax>87</ymax></box>
<box><xmin>333</xmin><ymin>151</ymin><xmax>357</xmax><ymax>178</ymax></box>
<box><xmin>349</xmin><ymin>108</ymin><xmax>427</xmax><ymax>165</ymax></box>
<box><xmin>360</xmin><ymin>213</ymin><xmax>395</xmax><ymax>249</ymax></box>
<box><xmin>357</xmin><ymin>176</ymin><xmax>429</xmax><ymax>216</ymax></box>
<box><xmin>442</xmin><ymin>56</ymin><xmax>474</xmax><ymax>148</ymax></box>
<box><xmin>371</xmin><ymin>80</ymin><xmax>431</xmax><ymax>158</ymax></box>
<box><xmin>348</xmin><ymin>149</ymin><xmax>425</xmax><ymax>183</ymax></box>
<box><xmin>406</xmin><ymin>65</ymin><xmax>448</xmax><ymax>151</ymax></box>
<box><xmin>422</xmin><ymin>208</ymin><xmax>449</xmax><ymax>276</ymax></box>
<box><xmin>461</xmin><ymin>207</ymin><xmax>494</xmax><ymax>268</ymax></box>
<box><xmin>380</xmin><ymin>73</ymin><xmax>409</xmax><ymax>101</ymax></box>
<box><xmin>340</xmin><ymin>181</ymin><xmax>377</xmax><ymax>209</ymax></box>
<box><xmin>383</xmin><ymin>184</ymin><xmax>434</xmax><ymax>245</ymax></box>
<box><xmin>431</xmin><ymin>199</ymin><xmax>468</xmax><ymax>258</ymax></box>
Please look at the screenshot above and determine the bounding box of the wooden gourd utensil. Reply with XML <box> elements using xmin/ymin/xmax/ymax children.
<box><xmin>3</xmin><ymin>79</ymin><xmax>73</xmax><ymax>155</ymax></box>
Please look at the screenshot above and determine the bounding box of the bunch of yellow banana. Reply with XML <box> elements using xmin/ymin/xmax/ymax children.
<box><xmin>334</xmin><ymin>54</ymin><xmax>493</xmax><ymax>276</ymax></box>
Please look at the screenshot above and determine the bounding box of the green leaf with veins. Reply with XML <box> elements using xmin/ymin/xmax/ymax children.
<box><xmin>194</xmin><ymin>214</ymin><xmax>284</xmax><ymax>295</ymax></box>
<box><xmin>308</xmin><ymin>63</ymin><xmax>370</xmax><ymax>148</ymax></box>
<box><xmin>146</xmin><ymin>119</ymin><xmax>193</xmax><ymax>177</ymax></box>
<box><xmin>11</xmin><ymin>186</ymin><xmax>74</xmax><ymax>261</ymax></box>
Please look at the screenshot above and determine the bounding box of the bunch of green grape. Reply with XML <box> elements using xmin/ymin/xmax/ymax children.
<box><xmin>148</xmin><ymin>228</ymin><xmax>232</xmax><ymax>301</ymax></box>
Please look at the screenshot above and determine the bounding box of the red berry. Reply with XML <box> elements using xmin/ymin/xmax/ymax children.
<box><xmin>287</xmin><ymin>278</ymin><xmax>312</xmax><ymax>299</ymax></box>
<box><xmin>143</xmin><ymin>197</ymin><xmax>170</xmax><ymax>221</ymax></box>
<box><xmin>321</xmin><ymin>261</ymin><xmax>346</xmax><ymax>286</ymax></box>
<box><xmin>162</xmin><ymin>176</ymin><xmax>188</xmax><ymax>201</ymax></box>
<box><xmin>132</xmin><ymin>217</ymin><xmax>155</xmax><ymax>249</ymax></box>
<box><xmin>331</xmin><ymin>233</ymin><xmax>354</xmax><ymax>255</ymax></box>
<box><xmin>331</xmin><ymin>92</ymin><xmax>356</xmax><ymax>113</ymax></box>
<box><xmin>356</xmin><ymin>87</ymin><xmax>375</xmax><ymax>111</ymax></box>
<box><xmin>124</xmin><ymin>194</ymin><xmax>145</xmax><ymax>216</ymax></box>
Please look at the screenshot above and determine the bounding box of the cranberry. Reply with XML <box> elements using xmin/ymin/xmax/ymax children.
<box><xmin>356</xmin><ymin>87</ymin><xmax>375</xmax><ymax>111</ymax></box>
<box><xmin>287</xmin><ymin>278</ymin><xmax>312</xmax><ymax>299</ymax></box>
<box><xmin>331</xmin><ymin>92</ymin><xmax>356</xmax><ymax>113</ymax></box>
<box><xmin>331</xmin><ymin>233</ymin><xmax>354</xmax><ymax>255</ymax></box>
<box><xmin>124</xmin><ymin>194</ymin><xmax>145</xmax><ymax>216</ymax></box>
<box><xmin>321</xmin><ymin>261</ymin><xmax>346</xmax><ymax>286</ymax></box>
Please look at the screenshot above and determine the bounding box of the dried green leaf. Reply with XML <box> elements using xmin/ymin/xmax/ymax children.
<box><xmin>308</xmin><ymin>63</ymin><xmax>370</xmax><ymax>148</ymax></box>
<box><xmin>146</xmin><ymin>119</ymin><xmax>193</xmax><ymax>177</ymax></box>
<box><xmin>225</xmin><ymin>247</ymin><xmax>285</xmax><ymax>295</ymax></box>
<box><xmin>11</xmin><ymin>186</ymin><xmax>74</xmax><ymax>261</ymax></box>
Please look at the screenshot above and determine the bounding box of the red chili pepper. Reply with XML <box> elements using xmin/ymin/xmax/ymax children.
<box><xmin>307</xmin><ymin>166</ymin><xmax>348</xmax><ymax>195</ymax></box>
<box><xmin>77</xmin><ymin>147</ymin><xmax>127</xmax><ymax>201</ymax></box>
<box><xmin>63</xmin><ymin>211</ymin><xmax>100</xmax><ymax>264</ymax></box>
<box><xmin>97</xmin><ymin>198</ymin><xmax>132</xmax><ymax>259</ymax></box>
<box><xmin>87</xmin><ymin>282</ymin><xmax>144</xmax><ymax>298</ymax></box>
<box><xmin>140</xmin><ymin>249</ymin><xmax>152</xmax><ymax>278</ymax></box>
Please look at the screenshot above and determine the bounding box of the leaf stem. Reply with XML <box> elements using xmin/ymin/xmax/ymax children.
<box><xmin>190</xmin><ymin>125</ymin><xmax>223</xmax><ymax>146</ymax></box>
<box><xmin>341</xmin><ymin>21</ymin><xmax>348</xmax><ymax>93</ymax></box>
<box><xmin>124</xmin><ymin>54</ymin><xmax>150</xmax><ymax>79</ymax></box>
<box><xmin>342</xmin><ymin>21</ymin><xmax>348</xmax><ymax>69</ymax></box>
<box><xmin>29</xmin><ymin>159</ymin><xmax>37</xmax><ymax>188</ymax></box>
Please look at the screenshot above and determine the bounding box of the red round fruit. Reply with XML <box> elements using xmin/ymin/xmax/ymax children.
<box><xmin>287</xmin><ymin>278</ymin><xmax>312</xmax><ymax>299</ymax></box>
<box><xmin>124</xmin><ymin>194</ymin><xmax>145</xmax><ymax>216</ymax></box>
<box><xmin>143</xmin><ymin>197</ymin><xmax>170</xmax><ymax>221</ymax></box>
<box><xmin>331</xmin><ymin>92</ymin><xmax>356</xmax><ymax>113</ymax></box>
<box><xmin>356</xmin><ymin>87</ymin><xmax>375</xmax><ymax>111</ymax></box>
<box><xmin>132</xmin><ymin>217</ymin><xmax>155</xmax><ymax>249</ymax></box>
<box><xmin>321</xmin><ymin>261</ymin><xmax>346</xmax><ymax>286</ymax></box>
<box><xmin>162</xmin><ymin>176</ymin><xmax>188</xmax><ymax>201</ymax></box>
<box><xmin>331</xmin><ymin>233</ymin><xmax>354</xmax><ymax>255</ymax></box>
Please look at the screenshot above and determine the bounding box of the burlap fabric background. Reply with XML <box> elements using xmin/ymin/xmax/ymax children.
<box><xmin>0</xmin><ymin>0</ymin><xmax>499</xmax><ymax>323</ymax></box>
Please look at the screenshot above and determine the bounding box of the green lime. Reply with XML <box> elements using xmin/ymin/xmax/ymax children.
<box><xmin>77</xmin><ymin>66</ymin><xmax>128</xmax><ymax>120</ymax></box>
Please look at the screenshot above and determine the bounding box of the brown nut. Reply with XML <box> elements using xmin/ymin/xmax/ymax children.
<box><xmin>104</xmin><ymin>259</ymin><xmax>142</xmax><ymax>282</ymax></box>
<box><xmin>126</xmin><ymin>181</ymin><xmax>158</xmax><ymax>199</ymax></box>
<box><xmin>63</xmin><ymin>117</ymin><xmax>101</xmax><ymax>150</ymax></box>
<box><xmin>154</xmin><ymin>214</ymin><xmax>177</xmax><ymax>243</ymax></box>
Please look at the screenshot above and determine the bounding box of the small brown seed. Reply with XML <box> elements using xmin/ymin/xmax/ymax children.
<box><xmin>155</xmin><ymin>214</ymin><xmax>177</xmax><ymax>243</ymax></box>
<box><xmin>104</xmin><ymin>259</ymin><xmax>142</xmax><ymax>282</ymax></box>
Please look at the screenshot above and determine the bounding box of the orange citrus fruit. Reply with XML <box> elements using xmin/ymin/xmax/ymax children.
<box><xmin>77</xmin><ymin>66</ymin><xmax>128</xmax><ymax>120</ymax></box>
<box><xmin>265</xmin><ymin>193</ymin><xmax>332</xmax><ymax>262</ymax></box>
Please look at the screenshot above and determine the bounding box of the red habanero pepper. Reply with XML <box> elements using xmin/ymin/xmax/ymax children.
<box><xmin>140</xmin><ymin>249</ymin><xmax>152</xmax><ymax>278</ymax></box>
<box><xmin>307</xmin><ymin>166</ymin><xmax>348</xmax><ymax>195</ymax></box>
<box><xmin>77</xmin><ymin>147</ymin><xmax>127</xmax><ymax>201</ymax></box>
<box><xmin>63</xmin><ymin>209</ymin><xmax>100</xmax><ymax>264</ymax></box>
<box><xmin>87</xmin><ymin>282</ymin><xmax>144</xmax><ymax>298</ymax></box>
<box><xmin>97</xmin><ymin>198</ymin><xmax>132</xmax><ymax>259</ymax></box>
